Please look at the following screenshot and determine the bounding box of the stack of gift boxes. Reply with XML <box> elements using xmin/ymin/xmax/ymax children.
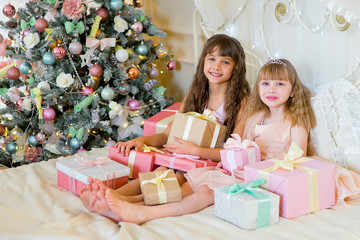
<box><xmin>56</xmin><ymin>104</ymin><xmax>336</xmax><ymax>230</ymax></box>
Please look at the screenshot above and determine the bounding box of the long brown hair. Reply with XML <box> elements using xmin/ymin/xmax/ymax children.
<box><xmin>182</xmin><ymin>34</ymin><xmax>250</xmax><ymax>138</ymax></box>
<box><xmin>244</xmin><ymin>58</ymin><xmax>316</xmax><ymax>130</ymax></box>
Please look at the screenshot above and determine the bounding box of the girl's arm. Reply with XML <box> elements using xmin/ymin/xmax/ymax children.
<box><xmin>290</xmin><ymin>125</ymin><xmax>309</xmax><ymax>155</ymax></box>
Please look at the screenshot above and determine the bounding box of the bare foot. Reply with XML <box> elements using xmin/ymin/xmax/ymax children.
<box><xmin>105</xmin><ymin>189</ymin><xmax>147</xmax><ymax>224</ymax></box>
<box><xmin>79</xmin><ymin>177</ymin><xmax>100</xmax><ymax>212</ymax></box>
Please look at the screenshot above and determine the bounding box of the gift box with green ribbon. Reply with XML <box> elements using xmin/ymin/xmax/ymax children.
<box><xmin>214</xmin><ymin>179</ymin><xmax>280</xmax><ymax>230</ymax></box>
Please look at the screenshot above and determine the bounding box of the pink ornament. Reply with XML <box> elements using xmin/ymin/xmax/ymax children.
<box><xmin>89</xmin><ymin>64</ymin><xmax>103</xmax><ymax>77</ymax></box>
<box><xmin>69</xmin><ymin>41</ymin><xmax>82</xmax><ymax>54</ymax></box>
<box><xmin>130</xmin><ymin>21</ymin><xmax>143</xmax><ymax>33</ymax></box>
<box><xmin>34</xmin><ymin>18</ymin><xmax>48</xmax><ymax>33</ymax></box>
<box><xmin>166</xmin><ymin>60</ymin><xmax>176</xmax><ymax>71</ymax></box>
<box><xmin>22</xmin><ymin>29</ymin><xmax>31</xmax><ymax>37</ymax></box>
<box><xmin>81</xmin><ymin>86</ymin><xmax>94</xmax><ymax>96</ymax></box>
<box><xmin>7</xmin><ymin>67</ymin><xmax>20</xmax><ymax>80</ymax></box>
<box><xmin>42</xmin><ymin>107</ymin><xmax>56</xmax><ymax>121</ymax></box>
<box><xmin>127</xmin><ymin>99</ymin><xmax>140</xmax><ymax>111</ymax></box>
<box><xmin>96</xmin><ymin>8</ymin><xmax>109</xmax><ymax>21</ymax></box>
<box><xmin>52</xmin><ymin>46</ymin><xmax>66</xmax><ymax>59</ymax></box>
<box><xmin>76</xmin><ymin>148</ymin><xmax>87</xmax><ymax>154</ymax></box>
<box><xmin>3</xmin><ymin>4</ymin><xmax>16</xmax><ymax>18</ymax></box>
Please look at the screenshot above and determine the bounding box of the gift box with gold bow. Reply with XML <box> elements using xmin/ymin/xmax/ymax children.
<box><xmin>214</xmin><ymin>179</ymin><xmax>280</xmax><ymax>230</ymax></box>
<box><xmin>56</xmin><ymin>154</ymin><xmax>130</xmax><ymax>196</ymax></box>
<box><xmin>139</xmin><ymin>169</ymin><xmax>182</xmax><ymax>205</ymax></box>
<box><xmin>153</xmin><ymin>151</ymin><xmax>217</xmax><ymax>172</ymax></box>
<box><xmin>244</xmin><ymin>143</ymin><xmax>335</xmax><ymax>219</ymax></box>
<box><xmin>167</xmin><ymin>111</ymin><xmax>227</xmax><ymax>148</ymax></box>
<box><xmin>143</xmin><ymin>102</ymin><xmax>181</xmax><ymax>136</ymax></box>
<box><xmin>108</xmin><ymin>145</ymin><xmax>163</xmax><ymax>179</ymax></box>
<box><xmin>220</xmin><ymin>134</ymin><xmax>261</xmax><ymax>177</ymax></box>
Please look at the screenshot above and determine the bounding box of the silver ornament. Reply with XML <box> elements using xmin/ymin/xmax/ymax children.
<box><xmin>92</xmin><ymin>109</ymin><xmax>100</xmax><ymax>124</ymax></box>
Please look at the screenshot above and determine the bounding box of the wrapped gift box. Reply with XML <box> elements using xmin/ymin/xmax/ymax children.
<box><xmin>144</xmin><ymin>102</ymin><xmax>181</xmax><ymax>136</ymax></box>
<box><xmin>108</xmin><ymin>146</ymin><xmax>155</xmax><ymax>179</ymax></box>
<box><xmin>56</xmin><ymin>155</ymin><xmax>130</xmax><ymax>196</ymax></box>
<box><xmin>167</xmin><ymin>111</ymin><xmax>227</xmax><ymax>148</ymax></box>
<box><xmin>139</xmin><ymin>169</ymin><xmax>182</xmax><ymax>205</ymax></box>
<box><xmin>220</xmin><ymin>134</ymin><xmax>261</xmax><ymax>177</ymax></box>
<box><xmin>214</xmin><ymin>179</ymin><xmax>280</xmax><ymax>230</ymax></box>
<box><xmin>244</xmin><ymin>144</ymin><xmax>335</xmax><ymax>219</ymax></box>
<box><xmin>154</xmin><ymin>151</ymin><xmax>217</xmax><ymax>172</ymax></box>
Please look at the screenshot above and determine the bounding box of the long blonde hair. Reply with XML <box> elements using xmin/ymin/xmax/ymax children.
<box><xmin>244</xmin><ymin>58</ymin><xmax>316</xmax><ymax>130</ymax></box>
<box><xmin>182</xmin><ymin>34</ymin><xmax>250</xmax><ymax>138</ymax></box>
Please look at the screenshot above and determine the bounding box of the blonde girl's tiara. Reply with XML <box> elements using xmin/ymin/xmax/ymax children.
<box><xmin>263</xmin><ymin>59</ymin><xmax>288</xmax><ymax>68</ymax></box>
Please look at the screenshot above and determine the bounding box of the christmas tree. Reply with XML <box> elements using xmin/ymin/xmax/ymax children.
<box><xmin>0</xmin><ymin>0</ymin><xmax>176</xmax><ymax>166</ymax></box>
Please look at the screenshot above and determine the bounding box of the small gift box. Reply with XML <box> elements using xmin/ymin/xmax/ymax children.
<box><xmin>56</xmin><ymin>155</ymin><xmax>130</xmax><ymax>196</ymax></box>
<box><xmin>220</xmin><ymin>134</ymin><xmax>261</xmax><ymax>177</ymax></box>
<box><xmin>154</xmin><ymin>152</ymin><xmax>218</xmax><ymax>172</ymax></box>
<box><xmin>108</xmin><ymin>145</ymin><xmax>163</xmax><ymax>179</ymax></box>
<box><xmin>144</xmin><ymin>102</ymin><xmax>181</xmax><ymax>136</ymax></box>
<box><xmin>214</xmin><ymin>179</ymin><xmax>280</xmax><ymax>230</ymax></box>
<box><xmin>167</xmin><ymin>110</ymin><xmax>227</xmax><ymax>148</ymax></box>
<box><xmin>244</xmin><ymin>143</ymin><xmax>336</xmax><ymax>219</ymax></box>
<box><xmin>139</xmin><ymin>169</ymin><xmax>182</xmax><ymax>205</ymax></box>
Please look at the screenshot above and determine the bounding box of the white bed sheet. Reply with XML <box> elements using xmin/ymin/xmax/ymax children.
<box><xmin>1</xmin><ymin>148</ymin><xmax>360</xmax><ymax>240</ymax></box>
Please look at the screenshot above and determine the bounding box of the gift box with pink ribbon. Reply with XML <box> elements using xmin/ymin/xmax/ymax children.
<box><xmin>108</xmin><ymin>145</ymin><xmax>164</xmax><ymax>179</ymax></box>
<box><xmin>56</xmin><ymin>155</ymin><xmax>130</xmax><ymax>196</ymax></box>
<box><xmin>167</xmin><ymin>110</ymin><xmax>227</xmax><ymax>148</ymax></box>
<box><xmin>244</xmin><ymin>143</ymin><xmax>335</xmax><ymax>219</ymax></box>
<box><xmin>143</xmin><ymin>102</ymin><xmax>181</xmax><ymax>136</ymax></box>
<box><xmin>139</xmin><ymin>169</ymin><xmax>182</xmax><ymax>205</ymax></box>
<box><xmin>154</xmin><ymin>151</ymin><xmax>217</xmax><ymax>172</ymax></box>
<box><xmin>214</xmin><ymin>179</ymin><xmax>280</xmax><ymax>230</ymax></box>
<box><xmin>220</xmin><ymin>134</ymin><xmax>261</xmax><ymax>177</ymax></box>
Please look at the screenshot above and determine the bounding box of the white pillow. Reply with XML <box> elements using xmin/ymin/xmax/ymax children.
<box><xmin>310</xmin><ymin>79</ymin><xmax>360</xmax><ymax>174</ymax></box>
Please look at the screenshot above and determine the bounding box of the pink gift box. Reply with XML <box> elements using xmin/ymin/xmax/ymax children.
<box><xmin>56</xmin><ymin>155</ymin><xmax>130</xmax><ymax>196</ymax></box>
<box><xmin>108</xmin><ymin>146</ymin><xmax>155</xmax><ymax>179</ymax></box>
<box><xmin>244</xmin><ymin>158</ymin><xmax>335</xmax><ymax>219</ymax></box>
<box><xmin>143</xmin><ymin>102</ymin><xmax>181</xmax><ymax>136</ymax></box>
<box><xmin>154</xmin><ymin>152</ymin><xmax>217</xmax><ymax>172</ymax></box>
<box><xmin>220</xmin><ymin>146</ymin><xmax>261</xmax><ymax>177</ymax></box>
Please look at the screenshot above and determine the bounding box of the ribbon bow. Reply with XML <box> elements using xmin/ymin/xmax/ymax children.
<box><xmin>268</xmin><ymin>142</ymin><xmax>310</xmax><ymax>171</ymax></box>
<box><xmin>65</xmin><ymin>21</ymin><xmax>85</xmax><ymax>34</ymax></box>
<box><xmin>75</xmin><ymin>156</ymin><xmax>111</xmax><ymax>168</ymax></box>
<box><xmin>86</xmin><ymin>37</ymin><xmax>116</xmax><ymax>51</ymax></box>
<box><xmin>32</xmin><ymin>88</ymin><xmax>43</xmax><ymax>119</ymax></box>
<box><xmin>45</xmin><ymin>28</ymin><xmax>54</xmax><ymax>41</ymax></box>
<box><xmin>185</xmin><ymin>109</ymin><xmax>218</xmax><ymax>123</ymax></box>
<box><xmin>224</xmin><ymin>134</ymin><xmax>258</xmax><ymax>150</ymax></box>
<box><xmin>226</xmin><ymin>179</ymin><xmax>266</xmax><ymax>196</ymax></box>
<box><xmin>109</xmin><ymin>101</ymin><xmax>123</xmax><ymax>119</ymax></box>
<box><xmin>69</xmin><ymin>126</ymin><xmax>84</xmax><ymax>140</ymax></box>
<box><xmin>20</xmin><ymin>17</ymin><xmax>36</xmax><ymax>31</ymax></box>
<box><xmin>140</xmin><ymin>144</ymin><xmax>165</xmax><ymax>154</ymax></box>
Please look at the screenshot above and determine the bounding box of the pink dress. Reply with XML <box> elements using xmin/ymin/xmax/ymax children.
<box><xmin>243</xmin><ymin>111</ymin><xmax>360</xmax><ymax>205</ymax></box>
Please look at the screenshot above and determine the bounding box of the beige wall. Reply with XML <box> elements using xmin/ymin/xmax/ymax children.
<box><xmin>144</xmin><ymin>0</ymin><xmax>196</xmax><ymax>102</ymax></box>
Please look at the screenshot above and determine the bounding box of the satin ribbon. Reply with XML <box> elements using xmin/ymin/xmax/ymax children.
<box><xmin>222</xmin><ymin>179</ymin><xmax>271</xmax><ymax>228</ymax></box>
<box><xmin>65</xmin><ymin>21</ymin><xmax>85</xmax><ymax>34</ymax></box>
<box><xmin>32</xmin><ymin>88</ymin><xmax>43</xmax><ymax>119</ymax></box>
<box><xmin>258</xmin><ymin>142</ymin><xmax>319</xmax><ymax>213</ymax></box>
<box><xmin>141</xmin><ymin>169</ymin><xmax>177</xmax><ymax>204</ymax></box>
<box><xmin>45</xmin><ymin>28</ymin><xmax>54</xmax><ymax>41</ymax></box>
<box><xmin>184</xmin><ymin>109</ymin><xmax>218</xmax><ymax>123</ymax></box>
<box><xmin>172</xmin><ymin>153</ymin><xmax>200</xmax><ymax>160</ymax></box>
<box><xmin>20</xmin><ymin>17</ymin><xmax>36</xmax><ymax>31</ymax></box>
<box><xmin>155</xmin><ymin>115</ymin><xmax>175</xmax><ymax>134</ymax></box>
<box><xmin>82</xmin><ymin>37</ymin><xmax>116</xmax><ymax>66</ymax></box>
<box><xmin>139</xmin><ymin>144</ymin><xmax>165</xmax><ymax>154</ymax></box>
<box><xmin>69</xmin><ymin>126</ymin><xmax>84</xmax><ymax>140</ymax></box>
<box><xmin>224</xmin><ymin>134</ymin><xmax>258</xmax><ymax>149</ymax></box>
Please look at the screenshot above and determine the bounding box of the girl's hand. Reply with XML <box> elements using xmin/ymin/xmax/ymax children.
<box><xmin>215</xmin><ymin>162</ymin><xmax>231</xmax><ymax>175</ymax></box>
<box><xmin>163</xmin><ymin>136</ymin><xmax>198</xmax><ymax>155</ymax></box>
<box><xmin>233</xmin><ymin>166</ymin><xmax>244</xmax><ymax>180</ymax></box>
<box><xmin>115</xmin><ymin>137</ymin><xmax>145</xmax><ymax>156</ymax></box>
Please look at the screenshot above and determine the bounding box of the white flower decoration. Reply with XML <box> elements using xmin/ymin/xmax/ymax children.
<box><xmin>56</xmin><ymin>72</ymin><xmax>74</xmax><ymax>88</ymax></box>
<box><xmin>114</xmin><ymin>16</ymin><xmax>129</xmax><ymax>33</ymax></box>
<box><xmin>109</xmin><ymin>101</ymin><xmax>124</xmax><ymax>119</ymax></box>
<box><xmin>23</xmin><ymin>33</ymin><xmax>40</xmax><ymax>49</ymax></box>
<box><xmin>22</xmin><ymin>97</ymin><xmax>32</xmax><ymax>111</ymax></box>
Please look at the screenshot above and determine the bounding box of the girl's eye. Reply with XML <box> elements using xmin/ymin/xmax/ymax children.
<box><xmin>277</xmin><ymin>82</ymin><xmax>284</xmax><ymax>86</ymax></box>
<box><xmin>223</xmin><ymin>61</ymin><xmax>230</xmax><ymax>65</ymax></box>
<box><xmin>261</xmin><ymin>82</ymin><xmax>269</xmax><ymax>85</ymax></box>
<box><xmin>208</xmin><ymin>57</ymin><xmax>215</xmax><ymax>61</ymax></box>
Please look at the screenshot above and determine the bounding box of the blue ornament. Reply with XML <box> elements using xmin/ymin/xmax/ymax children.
<box><xmin>19</xmin><ymin>62</ymin><xmax>32</xmax><ymax>74</ymax></box>
<box><xmin>110</xmin><ymin>0</ymin><xmax>123</xmax><ymax>10</ymax></box>
<box><xmin>6</xmin><ymin>142</ymin><xmax>18</xmax><ymax>154</ymax></box>
<box><xmin>135</xmin><ymin>43</ymin><xmax>148</xmax><ymax>56</ymax></box>
<box><xmin>43</xmin><ymin>52</ymin><xmax>56</xmax><ymax>65</ymax></box>
<box><xmin>101</xmin><ymin>87</ymin><xmax>115</xmax><ymax>101</ymax></box>
<box><xmin>69</xmin><ymin>137</ymin><xmax>81</xmax><ymax>150</ymax></box>
<box><xmin>28</xmin><ymin>135</ymin><xmax>39</xmax><ymax>147</ymax></box>
<box><xmin>61</xmin><ymin>144</ymin><xmax>73</xmax><ymax>156</ymax></box>
<box><xmin>118</xmin><ymin>82</ymin><xmax>130</xmax><ymax>95</ymax></box>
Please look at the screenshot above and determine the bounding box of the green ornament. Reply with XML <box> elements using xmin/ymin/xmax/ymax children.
<box><xmin>138</xmin><ymin>14</ymin><xmax>146</xmax><ymax>22</ymax></box>
<box><xmin>0</xmin><ymin>88</ymin><xmax>7</xmax><ymax>97</ymax></box>
<box><xmin>74</xmin><ymin>94</ymin><xmax>95</xmax><ymax>112</ymax></box>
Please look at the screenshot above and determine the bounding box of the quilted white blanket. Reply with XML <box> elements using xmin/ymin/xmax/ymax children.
<box><xmin>1</xmin><ymin>148</ymin><xmax>360</xmax><ymax>240</ymax></box>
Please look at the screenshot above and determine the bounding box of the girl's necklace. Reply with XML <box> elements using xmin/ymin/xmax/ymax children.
<box><xmin>209</xmin><ymin>94</ymin><xmax>225</xmax><ymax>111</ymax></box>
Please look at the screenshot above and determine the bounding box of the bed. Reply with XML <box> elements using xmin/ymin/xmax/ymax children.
<box><xmin>2</xmin><ymin>0</ymin><xmax>360</xmax><ymax>239</ymax></box>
